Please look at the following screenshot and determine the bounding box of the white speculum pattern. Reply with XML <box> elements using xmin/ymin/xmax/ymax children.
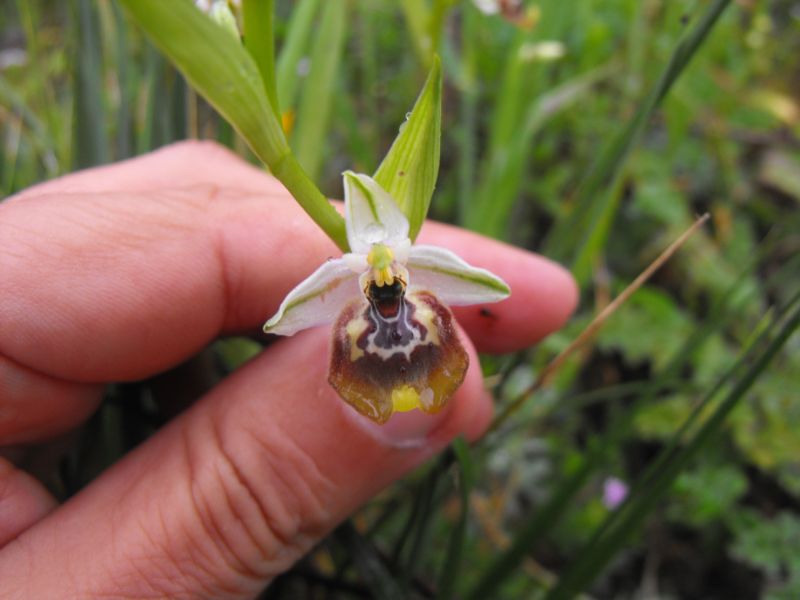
<box><xmin>366</xmin><ymin>293</ymin><xmax>439</xmax><ymax>360</ymax></box>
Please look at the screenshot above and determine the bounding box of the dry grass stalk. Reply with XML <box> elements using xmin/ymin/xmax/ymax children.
<box><xmin>490</xmin><ymin>213</ymin><xmax>711</xmax><ymax>433</ymax></box>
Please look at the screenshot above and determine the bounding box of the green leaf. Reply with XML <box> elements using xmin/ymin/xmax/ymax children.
<box><xmin>595</xmin><ymin>285</ymin><xmax>693</xmax><ymax>370</ymax></box>
<box><xmin>670</xmin><ymin>463</ymin><xmax>747</xmax><ymax>526</ymax></box>
<box><xmin>374</xmin><ymin>55</ymin><xmax>442</xmax><ymax>241</ymax></box>
<box><xmin>119</xmin><ymin>0</ymin><xmax>348</xmax><ymax>251</ymax></box>
<box><xmin>730</xmin><ymin>509</ymin><xmax>800</xmax><ymax>596</ymax></box>
<box><xmin>121</xmin><ymin>0</ymin><xmax>287</xmax><ymax>162</ymax></box>
<box><xmin>291</xmin><ymin>0</ymin><xmax>347</xmax><ymax>182</ymax></box>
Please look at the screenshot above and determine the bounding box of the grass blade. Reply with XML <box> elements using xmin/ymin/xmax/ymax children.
<box><xmin>1</xmin><ymin>119</ymin><xmax>21</xmax><ymax>196</ymax></box>
<box><xmin>400</xmin><ymin>475</ymin><xmax>440</xmax><ymax>586</ymax></box>
<box><xmin>544</xmin><ymin>0</ymin><xmax>733</xmax><ymax>284</ymax></box>
<box><xmin>455</xmin><ymin>2</ymin><xmax>478</xmax><ymax>222</ymax></box>
<box><xmin>111</xmin><ymin>0</ymin><xmax>134</xmax><ymax>159</ymax></box>
<box><xmin>544</xmin><ymin>293</ymin><xmax>800</xmax><ymax>599</ymax></box>
<box><xmin>466</xmin><ymin>65</ymin><xmax>612</xmax><ymax>237</ymax></box>
<box><xmin>242</xmin><ymin>0</ymin><xmax>279</xmax><ymax>117</ymax></box>
<box><xmin>335</xmin><ymin>521</ymin><xmax>406</xmax><ymax>600</ymax></box>
<box><xmin>0</xmin><ymin>73</ymin><xmax>57</xmax><ymax>176</ymax></box>
<box><xmin>275</xmin><ymin>0</ymin><xmax>320</xmax><ymax>113</ymax></box>
<box><xmin>392</xmin><ymin>460</ymin><xmax>444</xmax><ymax>572</ymax></box>
<box><xmin>290</xmin><ymin>0</ymin><xmax>346</xmax><ymax>182</ymax></box>
<box><xmin>136</xmin><ymin>44</ymin><xmax>161</xmax><ymax>154</ymax></box>
<box><xmin>16</xmin><ymin>0</ymin><xmax>59</xmax><ymax>162</ymax></box>
<box><xmin>492</xmin><ymin>214</ymin><xmax>710</xmax><ymax>432</ymax></box>
<box><xmin>469</xmin><ymin>222</ymin><xmax>763</xmax><ymax>600</ymax></box>
<box><xmin>437</xmin><ymin>438</ymin><xmax>475</xmax><ymax>600</ymax></box>
<box><xmin>73</xmin><ymin>0</ymin><xmax>108</xmax><ymax>168</ymax></box>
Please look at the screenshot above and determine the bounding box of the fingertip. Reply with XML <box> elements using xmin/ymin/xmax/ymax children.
<box><xmin>452</xmin><ymin>246</ymin><xmax>579</xmax><ymax>354</ymax></box>
<box><xmin>530</xmin><ymin>255</ymin><xmax>580</xmax><ymax>331</ymax></box>
<box><xmin>462</xmin><ymin>385</ymin><xmax>494</xmax><ymax>444</ymax></box>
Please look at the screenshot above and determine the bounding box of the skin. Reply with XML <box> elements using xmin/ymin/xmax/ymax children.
<box><xmin>0</xmin><ymin>141</ymin><xmax>578</xmax><ymax>599</ymax></box>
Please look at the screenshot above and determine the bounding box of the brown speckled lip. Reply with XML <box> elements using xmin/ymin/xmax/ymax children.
<box><xmin>328</xmin><ymin>291</ymin><xmax>469</xmax><ymax>424</ymax></box>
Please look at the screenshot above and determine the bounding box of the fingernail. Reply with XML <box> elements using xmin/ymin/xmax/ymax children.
<box><xmin>349</xmin><ymin>400</ymin><xmax>457</xmax><ymax>450</ymax></box>
<box><xmin>355</xmin><ymin>384</ymin><xmax>493</xmax><ymax>450</ymax></box>
<box><xmin>379</xmin><ymin>405</ymin><xmax>456</xmax><ymax>448</ymax></box>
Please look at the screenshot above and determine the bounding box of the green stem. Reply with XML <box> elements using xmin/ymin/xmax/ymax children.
<box><xmin>242</xmin><ymin>0</ymin><xmax>279</xmax><ymax>119</ymax></box>
<box><xmin>272</xmin><ymin>152</ymin><xmax>349</xmax><ymax>251</ymax></box>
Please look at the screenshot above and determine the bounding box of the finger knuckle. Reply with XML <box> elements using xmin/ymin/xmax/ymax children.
<box><xmin>180</xmin><ymin>411</ymin><xmax>337</xmax><ymax>586</ymax></box>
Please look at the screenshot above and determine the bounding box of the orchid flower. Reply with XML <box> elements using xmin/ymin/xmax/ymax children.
<box><xmin>263</xmin><ymin>172</ymin><xmax>510</xmax><ymax>424</ymax></box>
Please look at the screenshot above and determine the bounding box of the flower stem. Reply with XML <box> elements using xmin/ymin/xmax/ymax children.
<box><xmin>272</xmin><ymin>152</ymin><xmax>349</xmax><ymax>252</ymax></box>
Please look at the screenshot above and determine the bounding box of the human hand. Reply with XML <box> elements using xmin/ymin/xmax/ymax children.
<box><xmin>0</xmin><ymin>141</ymin><xmax>577</xmax><ymax>598</ymax></box>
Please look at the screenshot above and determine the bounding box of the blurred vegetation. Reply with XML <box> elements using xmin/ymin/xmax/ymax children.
<box><xmin>2</xmin><ymin>0</ymin><xmax>800</xmax><ymax>598</ymax></box>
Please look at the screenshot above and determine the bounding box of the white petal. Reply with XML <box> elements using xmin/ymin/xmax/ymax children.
<box><xmin>407</xmin><ymin>245</ymin><xmax>510</xmax><ymax>305</ymax></box>
<box><xmin>263</xmin><ymin>259</ymin><xmax>360</xmax><ymax>336</ymax></box>
<box><xmin>343</xmin><ymin>171</ymin><xmax>409</xmax><ymax>254</ymax></box>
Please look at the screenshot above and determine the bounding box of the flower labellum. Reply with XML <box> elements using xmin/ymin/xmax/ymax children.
<box><xmin>263</xmin><ymin>172</ymin><xmax>510</xmax><ymax>424</ymax></box>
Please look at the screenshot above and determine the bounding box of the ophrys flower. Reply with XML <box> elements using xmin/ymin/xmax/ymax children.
<box><xmin>264</xmin><ymin>172</ymin><xmax>510</xmax><ymax>424</ymax></box>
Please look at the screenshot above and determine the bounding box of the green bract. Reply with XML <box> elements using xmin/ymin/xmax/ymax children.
<box><xmin>374</xmin><ymin>56</ymin><xmax>442</xmax><ymax>242</ymax></box>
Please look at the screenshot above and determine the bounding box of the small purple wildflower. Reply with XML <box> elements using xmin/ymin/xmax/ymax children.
<box><xmin>603</xmin><ymin>476</ymin><xmax>629</xmax><ymax>510</ymax></box>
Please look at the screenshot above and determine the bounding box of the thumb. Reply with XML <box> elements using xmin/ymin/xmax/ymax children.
<box><xmin>0</xmin><ymin>328</ymin><xmax>491</xmax><ymax>599</ymax></box>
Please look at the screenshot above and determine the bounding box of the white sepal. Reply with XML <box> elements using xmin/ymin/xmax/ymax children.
<box><xmin>393</xmin><ymin>238</ymin><xmax>412</xmax><ymax>264</ymax></box>
<box><xmin>407</xmin><ymin>245</ymin><xmax>510</xmax><ymax>305</ymax></box>
<box><xmin>343</xmin><ymin>171</ymin><xmax>410</xmax><ymax>254</ymax></box>
<box><xmin>263</xmin><ymin>259</ymin><xmax>361</xmax><ymax>336</ymax></box>
<box><xmin>342</xmin><ymin>252</ymin><xmax>368</xmax><ymax>273</ymax></box>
